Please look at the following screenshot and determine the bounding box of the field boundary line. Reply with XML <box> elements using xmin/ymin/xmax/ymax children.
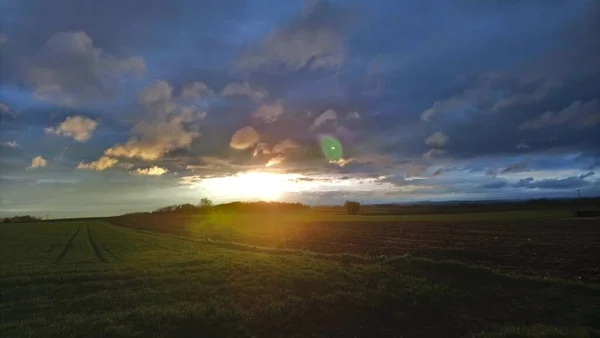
<box><xmin>87</xmin><ymin>224</ymin><xmax>107</xmax><ymax>263</ymax></box>
<box><xmin>53</xmin><ymin>225</ymin><xmax>82</xmax><ymax>264</ymax></box>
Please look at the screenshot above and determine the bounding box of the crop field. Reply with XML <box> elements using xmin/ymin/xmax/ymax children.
<box><xmin>112</xmin><ymin>212</ymin><xmax>600</xmax><ymax>282</ymax></box>
<box><xmin>1</xmin><ymin>218</ymin><xmax>599</xmax><ymax>337</ymax></box>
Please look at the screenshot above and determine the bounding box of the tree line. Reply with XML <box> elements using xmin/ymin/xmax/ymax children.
<box><xmin>150</xmin><ymin>199</ymin><xmax>362</xmax><ymax>215</ymax></box>
<box><xmin>2</xmin><ymin>215</ymin><xmax>42</xmax><ymax>223</ymax></box>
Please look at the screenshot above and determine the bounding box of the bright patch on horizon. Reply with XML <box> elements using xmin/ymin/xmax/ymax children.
<box><xmin>198</xmin><ymin>172</ymin><xmax>301</xmax><ymax>200</ymax></box>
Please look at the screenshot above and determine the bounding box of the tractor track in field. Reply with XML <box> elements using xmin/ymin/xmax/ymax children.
<box><xmin>53</xmin><ymin>225</ymin><xmax>82</xmax><ymax>264</ymax></box>
<box><xmin>44</xmin><ymin>229</ymin><xmax>73</xmax><ymax>254</ymax></box>
<box><xmin>87</xmin><ymin>225</ymin><xmax>107</xmax><ymax>263</ymax></box>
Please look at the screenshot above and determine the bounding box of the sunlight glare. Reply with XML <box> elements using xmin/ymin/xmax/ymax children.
<box><xmin>199</xmin><ymin>172</ymin><xmax>300</xmax><ymax>200</ymax></box>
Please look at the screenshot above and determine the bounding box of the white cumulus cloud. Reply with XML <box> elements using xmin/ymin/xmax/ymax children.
<box><xmin>77</xmin><ymin>156</ymin><xmax>118</xmax><ymax>171</ymax></box>
<box><xmin>45</xmin><ymin>116</ymin><xmax>98</xmax><ymax>142</ymax></box>
<box><xmin>131</xmin><ymin>166</ymin><xmax>168</xmax><ymax>176</ymax></box>
<box><xmin>105</xmin><ymin>115</ymin><xmax>199</xmax><ymax>160</ymax></box>
<box><xmin>230</xmin><ymin>126</ymin><xmax>260</xmax><ymax>150</ymax></box>
<box><xmin>28</xmin><ymin>156</ymin><xmax>48</xmax><ymax>169</ymax></box>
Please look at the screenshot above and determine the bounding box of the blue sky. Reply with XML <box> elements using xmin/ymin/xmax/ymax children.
<box><xmin>1</xmin><ymin>0</ymin><xmax>599</xmax><ymax>217</ymax></box>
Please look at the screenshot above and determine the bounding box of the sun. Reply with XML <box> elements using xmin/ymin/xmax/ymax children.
<box><xmin>199</xmin><ymin>172</ymin><xmax>297</xmax><ymax>200</ymax></box>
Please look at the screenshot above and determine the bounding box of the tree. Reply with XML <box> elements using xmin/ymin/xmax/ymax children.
<box><xmin>199</xmin><ymin>198</ymin><xmax>214</xmax><ymax>209</ymax></box>
<box><xmin>2</xmin><ymin>215</ymin><xmax>42</xmax><ymax>223</ymax></box>
<box><xmin>344</xmin><ymin>201</ymin><xmax>361</xmax><ymax>215</ymax></box>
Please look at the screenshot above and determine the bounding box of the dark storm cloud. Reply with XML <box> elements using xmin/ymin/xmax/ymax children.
<box><xmin>2</xmin><ymin>0</ymin><xmax>600</xmax><ymax>216</ymax></box>
<box><xmin>514</xmin><ymin>175</ymin><xmax>594</xmax><ymax>190</ymax></box>
<box><xmin>500</xmin><ymin>161</ymin><xmax>529</xmax><ymax>175</ymax></box>
<box><xmin>237</xmin><ymin>0</ymin><xmax>353</xmax><ymax>72</ymax></box>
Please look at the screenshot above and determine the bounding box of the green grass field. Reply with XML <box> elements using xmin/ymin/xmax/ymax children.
<box><xmin>1</xmin><ymin>219</ymin><xmax>599</xmax><ymax>337</ymax></box>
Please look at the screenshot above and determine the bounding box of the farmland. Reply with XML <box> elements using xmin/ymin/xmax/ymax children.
<box><xmin>1</xmin><ymin>214</ymin><xmax>600</xmax><ymax>337</ymax></box>
<box><xmin>112</xmin><ymin>211</ymin><xmax>600</xmax><ymax>282</ymax></box>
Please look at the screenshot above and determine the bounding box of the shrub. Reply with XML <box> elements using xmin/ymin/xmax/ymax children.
<box><xmin>344</xmin><ymin>201</ymin><xmax>361</xmax><ymax>215</ymax></box>
<box><xmin>2</xmin><ymin>215</ymin><xmax>42</xmax><ymax>223</ymax></box>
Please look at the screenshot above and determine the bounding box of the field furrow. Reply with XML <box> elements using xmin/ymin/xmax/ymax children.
<box><xmin>53</xmin><ymin>225</ymin><xmax>83</xmax><ymax>264</ymax></box>
<box><xmin>86</xmin><ymin>224</ymin><xmax>108</xmax><ymax>263</ymax></box>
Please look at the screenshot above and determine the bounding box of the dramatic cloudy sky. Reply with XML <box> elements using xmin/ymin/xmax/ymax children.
<box><xmin>1</xmin><ymin>0</ymin><xmax>599</xmax><ymax>217</ymax></box>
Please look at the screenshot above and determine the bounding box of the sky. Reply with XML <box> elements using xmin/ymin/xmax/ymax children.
<box><xmin>1</xmin><ymin>0</ymin><xmax>600</xmax><ymax>218</ymax></box>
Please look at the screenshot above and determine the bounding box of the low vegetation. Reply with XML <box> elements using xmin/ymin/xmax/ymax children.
<box><xmin>1</xmin><ymin>220</ymin><xmax>599</xmax><ymax>338</ymax></box>
<box><xmin>2</xmin><ymin>200</ymin><xmax>599</xmax><ymax>337</ymax></box>
<box><xmin>1</xmin><ymin>215</ymin><xmax>42</xmax><ymax>223</ymax></box>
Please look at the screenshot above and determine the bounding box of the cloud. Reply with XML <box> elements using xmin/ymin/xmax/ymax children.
<box><xmin>485</xmin><ymin>168</ymin><xmax>499</xmax><ymax>177</ymax></box>
<box><xmin>424</xmin><ymin>131</ymin><xmax>450</xmax><ymax>148</ymax></box>
<box><xmin>136</xmin><ymin>80</ymin><xmax>209</xmax><ymax>120</ymax></box>
<box><xmin>272</xmin><ymin>139</ymin><xmax>298</xmax><ymax>153</ymax></box>
<box><xmin>131</xmin><ymin>166</ymin><xmax>168</xmax><ymax>176</ymax></box>
<box><xmin>28</xmin><ymin>156</ymin><xmax>48</xmax><ymax>169</ymax></box>
<box><xmin>0</xmin><ymin>141</ymin><xmax>19</xmax><ymax>148</ymax></box>
<box><xmin>253</xmin><ymin>101</ymin><xmax>284</xmax><ymax>123</ymax></box>
<box><xmin>105</xmin><ymin>115</ymin><xmax>199</xmax><ymax>160</ymax></box>
<box><xmin>500</xmin><ymin>161</ymin><xmax>529</xmax><ymax>174</ymax></box>
<box><xmin>514</xmin><ymin>175</ymin><xmax>594</xmax><ymax>190</ymax></box>
<box><xmin>237</xmin><ymin>1</ymin><xmax>347</xmax><ymax>71</ymax></box>
<box><xmin>491</xmin><ymin>79</ymin><xmax>562</xmax><ymax>112</ymax></box>
<box><xmin>516</xmin><ymin>141</ymin><xmax>530</xmax><ymax>150</ymax></box>
<box><xmin>45</xmin><ymin>116</ymin><xmax>98</xmax><ymax>142</ymax></box>
<box><xmin>103</xmin><ymin>81</ymin><xmax>205</xmax><ymax>160</ymax></box>
<box><xmin>580</xmin><ymin>171</ymin><xmax>595</xmax><ymax>179</ymax></box>
<box><xmin>519</xmin><ymin>99</ymin><xmax>600</xmax><ymax>130</ymax></box>
<box><xmin>229</xmin><ymin>126</ymin><xmax>260</xmax><ymax>150</ymax></box>
<box><xmin>265</xmin><ymin>155</ymin><xmax>285</xmax><ymax>167</ymax></box>
<box><xmin>422</xmin><ymin>149</ymin><xmax>447</xmax><ymax>160</ymax></box>
<box><xmin>252</xmin><ymin>142</ymin><xmax>271</xmax><ymax>156</ymax></box>
<box><xmin>346</xmin><ymin>111</ymin><xmax>360</xmax><ymax>119</ymax></box>
<box><xmin>419</xmin><ymin>75</ymin><xmax>562</xmax><ymax>122</ymax></box>
<box><xmin>0</xmin><ymin>103</ymin><xmax>16</xmax><ymax>119</ymax></box>
<box><xmin>25</xmin><ymin>31</ymin><xmax>145</xmax><ymax>106</ymax></box>
<box><xmin>479</xmin><ymin>180</ymin><xmax>509</xmax><ymax>190</ymax></box>
<box><xmin>222</xmin><ymin>82</ymin><xmax>268</xmax><ymax>101</ymax></box>
<box><xmin>310</xmin><ymin>109</ymin><xmax>337</xmax><ymax>130</ymax></box>
<box><xmin>180</xmin><ymin>82</ymin><xmax>212</xmax><ymax>99</ymax></box>
<box><xmin>180</xmin><ymin>105</ymin><xmax>207</xmax><ymax>122</ymax></box>
<box><xmin>77</xmin><ymin>156</ymin><xmax>118</xmax><ymax>171</ymax></box>
<box><xmin>138</xmin><ymin>80</ymin><xmax>174</xmax><ymax>106</ymax></box>
<box><xmin>253</xmin><ymin>138</ymin><xmax>298</xmax><ymax>157</ymax></box>
<box><xmin>421</xmin><ymin>97</ymin><xmax>468</xmax><ymax>122</ymax></box>
<box><xmin>330</xmin><ymin>158</ymin><xmax>353</xmax><ymax>167</ymax></box>
<box><xmin>432</xmin><ymin>167</ymin><xmax>450</xmax><ymax>177</ymax></box>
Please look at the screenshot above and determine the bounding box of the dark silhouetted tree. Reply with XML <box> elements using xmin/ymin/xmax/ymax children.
<box><xmin>344</xmin><ymin>201</ymin><xmax>361</xmax><ymax>215</ymax></box>
<box><xmin>199</xmin><ymin>198</ymin><xmax>214</xmax><ymax>209</ymax></box>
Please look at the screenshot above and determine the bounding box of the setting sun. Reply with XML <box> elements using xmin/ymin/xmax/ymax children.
<box><xmin>199</xmin><ymin>172</ymin><xmax>299</xmax><ymax>200</ymax></box>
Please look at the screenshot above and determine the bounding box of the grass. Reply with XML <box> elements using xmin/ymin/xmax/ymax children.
<box><xmin>1</xmin><ymin>220</ymin><xmax>599</xmax><ymax>337</ymax></box>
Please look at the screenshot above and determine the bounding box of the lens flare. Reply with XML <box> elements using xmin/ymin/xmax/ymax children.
<box><xmin>319</xmin><ymin>135</ymin><xmax>343</xmax><ymax>161</ymax></box>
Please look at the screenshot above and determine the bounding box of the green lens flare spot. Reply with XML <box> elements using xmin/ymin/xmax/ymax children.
<box><xmin>319</xmin><ymin>135</ymin><xmax>343</xmax><ymax>161</ymax></box>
